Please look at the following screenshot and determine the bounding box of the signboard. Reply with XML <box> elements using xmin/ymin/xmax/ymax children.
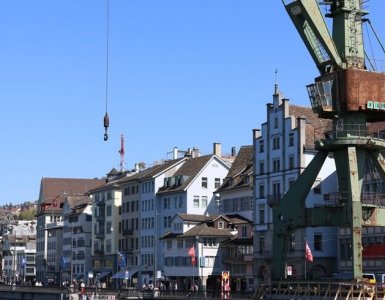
<box><xmin>125</xmin><ymin>271</ymin><xmax>129</xmax><ymax>280</ymax></box>
<box><xmin>88</xmin><ymin>272</ymin><xmax>94</xmax><ymax>279</ymax></box>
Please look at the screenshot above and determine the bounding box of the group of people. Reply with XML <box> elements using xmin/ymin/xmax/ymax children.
<box><xmin>142</xmin><ymin>281</ymin><xmax>178</xmax><ymax>291</ymax></box>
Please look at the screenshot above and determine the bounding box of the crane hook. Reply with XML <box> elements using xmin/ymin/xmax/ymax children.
<box><xmin>103</xmin><ymin>112</ymin><xmax>110</xmax><ymax>141</ymax></box>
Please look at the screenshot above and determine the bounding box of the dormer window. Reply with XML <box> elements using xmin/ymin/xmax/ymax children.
<box><xmin>218</xmin><ymin>221</ymin><xmax>224</xmax><ymax>229</ymax></box>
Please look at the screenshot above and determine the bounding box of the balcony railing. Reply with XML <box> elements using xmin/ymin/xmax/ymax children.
<box><xmin>122</xmin><ymin>229</ymin><xmax>133</xmax><ymax>236</ymax></box>
<box><xmin>94</xmin><ymin>249</ymin><xmax>104</xmax><ymax>255</ymax></box>
<box><xmin>324</xmin><ymin>192</ymin><xmax>385</xmax><ymax>207</ymax></box>
<box><xmin>267</xmin><ymin>194</ymin><xmax>281</xmax><ymax>206</ymax></box>
<box><xmin>95</xmin><ymin>231</ymin><xmax>105</xmax><ymax>239</ymax></box>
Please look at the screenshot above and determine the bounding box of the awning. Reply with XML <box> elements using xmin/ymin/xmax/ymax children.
<box><xmin>96</xmin><ymin>271</ymin><xmax>111</xmax><ymax>280</ymax></box>
<box><xmin>112</xmin><ymin>267</ymin><xmax>140</xmax><ymax>280</ymax></box>
<box><xmin>112</xmin><ymin>270</ymin><xmax>128</xmax><ymax>279</ymax></box>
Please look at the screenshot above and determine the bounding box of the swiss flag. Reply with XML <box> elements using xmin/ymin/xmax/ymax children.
<box><xmin>188</xmin><ymin>245</ymin><xmax>196</xmax><ymax>266</ymax></box>
<box><xmin>305</xmin><ymin>240</ymin><xmax>313</xmax><ymax>262</ymax></box>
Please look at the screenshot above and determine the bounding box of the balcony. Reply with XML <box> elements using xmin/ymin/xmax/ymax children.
<box><xmin>267</xmin><ymin>194</ymin><xmax>281</xmax><ymax>206</ymax></box>
<box><xmin>122</xmin><ymin>229</ymin><xmax>133</xmax><ymax>236</ymax></box>
<box><xmin>96</xmin><ymin>200</ymin><xmax>105</xmax><ymax>207</ymax></box>
<box><xmin>95</xmin><ymin>231</ymin><xmax>105</xmax><ymax>239</ymax></box>
<box><xmin>95</xmin><ymin>214</ymin><xmax>105</xmax><ymax>221</ymax></box>
<box><xmin>94</xmin><ymin>249</ymin><xmax>104</xmax><ymax>255</ymax></box>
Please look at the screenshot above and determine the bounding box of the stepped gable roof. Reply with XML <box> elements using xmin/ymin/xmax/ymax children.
<box><xmin>182</xmin><ymin>222</ymin><xmax>233</xmax><ymax>238</ymax></box>
<box><xmin>217</xmin><ymin>146</ymin><xmax>253</xmax><ymax>192</ymax></box>
<box><xmin>40</xmin><ymin>178</ymin><xmax>104</xmax><ymax>211</ymax></box>
<box><xmin>289</xmin><ymin>105</ymin><xmax>332</xmax><ymax>149</ymax></box>
<box><xmin>157</xmin><ymin>155</ymin><xmax>214</xmax><ymax>194</ymax></box>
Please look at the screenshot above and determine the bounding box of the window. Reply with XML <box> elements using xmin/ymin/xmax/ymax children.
<box><xmin>259</xmin><ymin>161</ymin><xmax>264</xmax><ymax>175</ymax></box>
<box><xmin>289</xmin><ymin>155</ymin><xmax>295</xmax><ymax>170</ymax></box>
<box><xmin>258</xmin><ymin>234</ymin><xmax>264</xmax><ymax>253</ymax></box>
<box><xmin>259</xmin><ymin>141</ymin><xmax>264</xmax><ymax>153</ymax></box>
<box><xmin>175</xmin><ymin>196</ymin><xmax>183</xmax><ymax>208</ymax></box>
<box><xmin>259</xmin><ymin>184</ymin><xmax>265</xmax><ymax>198</ymax></box>
<box><xmin>258</xmin><ymin>204</ymin><xmax>265</xmax><ymax>224</ymax></box>
<box><xmin>289</xmin><ymin>133</ymin><xmax>294</xmax><ymax>146</ymax></box>
<box><xmin>273</xmin><ymin>137</ymin><xmax>280</xmax><ymax>150</ymax></box>
<box><xmin>273</xmin><ymin>158</ymin><xmax>280</xmax><ymax>172</ymax></box>
<box><xmin>163</xmin><ymin>216</ymin><xmax>171</xmax><ymax>228</ymax></box>
<box><xmin>274</xmin><ymin>117</ymin><xmax>278</xmax><ymax>128</ymax></box>
<box><xmin>202</xmin><ymin>177</ymin><xmax>208</xmax><ymax>188</ymax></box>
<box><xmin>164</xmin><ymin>197</ymin><xmax>171</xmax><ymax>209</ymax></box>
<box><xmin>314</xmin><ymin>233</ymin><xmax>322</xmax><ymax>250</ymax></box>
<box><xmin>106</xmin><ymin>222</ymin><xmax>112</xmax><ymax>234</ymax></box>
<box><xmin>218</xmin><ymin>221</ymin><xmax>224</xmax><ymax>229</ymax></box>
<box><xmin>273</xmin><ymin>182</ymin><xmax>281</xmax><ymax>201</ymax></box>
<box><xmin>193</xmin><ymin>196</ymin><xmax>199</xmax><ymax>208</ymax></box>
<box><xmin>241</xmin><ymin>226</ymin><xmax>247</xmax><ymax>238</ymax></box>
<box><xmin>167</xmin><ymin>241</ymin><xmax>172</xmax><ymax>249</ymax></box>
<box><xmin>106</xmin><ymin>205</ymin><xmax>112</xmax><ymax>216</ymax></box>
<box><xmin>214</xmin><ymin>178</ymin><xmax>221</xmax><ymax>189</ymax></box>
<box><xmin>201</xmin><ymin>196</ymin><xmax>208</xmax><ymax>208</ymax></box>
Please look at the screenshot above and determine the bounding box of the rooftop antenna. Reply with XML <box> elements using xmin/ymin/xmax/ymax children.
<box><xmin>119</xmin><ymin>134</ymin><xmax>125</xmax><ymax>172</ymax></box>
<box><xmin>103</xmin><ymin>0</ymin><xmax>110</xmax><ymax>141</ymax></box>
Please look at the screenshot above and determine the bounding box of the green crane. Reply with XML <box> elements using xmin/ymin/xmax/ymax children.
<box><xmin>273</xmin><ymin>0</ymin><xmax>385</xmax><ymax>280</ymax></box>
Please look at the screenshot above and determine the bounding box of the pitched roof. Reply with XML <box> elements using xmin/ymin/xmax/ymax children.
<box><xmin>226</xmin><ymin>146</ymin><xmax>253</xmax><ymax>178</ymax></box>
<box><xmin>175</xmin><ymin>213</ymin><xmax>216</xmax><ymax>223</ymax></box>
<box><xmin>289</xmin><ymin>105</ymin><xmax>333</xmax><ymax>149</ymax></box>
<box><xmin>182</xmin><ymin>223</ymin><xmax>233</xmax><ymax>238</ymax></box>
<box><xmin>39</xmin><ymin>177</ymin><xmax>104</xmax><ymax>211</ymax></box>
<box><xmin>64</xmin><ymin>195</ymin><xmax>91</xmax><ymax>215</ymax></box>
<box><xmin>217</xmin><ymin>146</ymin><xmax>253</xmax><ymax>192</ymax></box>
<box><xmin>157</xmin><ymin>155</ymin><xmax>216</xmax><ymax>194</ymax></box>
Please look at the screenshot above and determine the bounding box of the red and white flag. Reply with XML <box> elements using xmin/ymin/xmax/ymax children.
<box><xmin>188</xmin><ymin>245</ymin><xmax>196</xmax><ymax>266</ymax></box>
<box><xmin>305</xmin><ymin>240</ymin><xmax>313</xmax><ymax>262</ymax></box>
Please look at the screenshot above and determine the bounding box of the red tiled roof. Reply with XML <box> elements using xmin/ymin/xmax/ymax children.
<box><xmin>39</xmin><ymin>177</ymin><xmax>104</xmax><ymax>211</ymax></box>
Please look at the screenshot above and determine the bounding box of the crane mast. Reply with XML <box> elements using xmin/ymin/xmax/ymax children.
<box><xmin>272</xmin><ymin>0</ymin><xmax>385</xmax><ymax>280</ymax></box>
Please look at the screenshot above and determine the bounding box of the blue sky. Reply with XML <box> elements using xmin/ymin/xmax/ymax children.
<box><xmin>1</xmin><ymin>1</ymin><xmax>384</xmax><ymax>204</ymax></box>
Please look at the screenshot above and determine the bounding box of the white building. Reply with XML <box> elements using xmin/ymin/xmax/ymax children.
<box><xmin>161</xmin><ymin>214</ymin><xmax>234</xmax><ymax>291</ymax></box>
<box><xmin>2</xmin><ymin>221</ymin><xmax>36</xmax><ymax>284</ymax></box>
<box><xmin>119</xmin><ymin>157</ymin><xmax>187</xmax><ymax>287</ymax></box>
<box><xmin>156</xmin><ymin>153</ymin><xmax>231</xmax><ymax>289</ymax></box>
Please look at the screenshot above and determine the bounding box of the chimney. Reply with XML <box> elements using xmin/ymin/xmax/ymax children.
<box><xmin>231</xmin><ymin>147</ymin><xmax>237</xmax><ymax>157</ymax></box>
<box><xmin>213</xmin><ymin>143</ymin><xmax>222</xmax><ymax>157</ymax></box>
<box><xmin>185</xmin><ymin>148</ymin><xmax>192</xmax><ymax>158</ymax></box>
<box><xmin>192</xmin><ymin>147</ymin><xmax>200</xmax><ymax>158</ymax></box>
<box><xmin>173</xmin><ymin>147</ymin><xmax>178</xmax><ymax>159</ymax></box>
